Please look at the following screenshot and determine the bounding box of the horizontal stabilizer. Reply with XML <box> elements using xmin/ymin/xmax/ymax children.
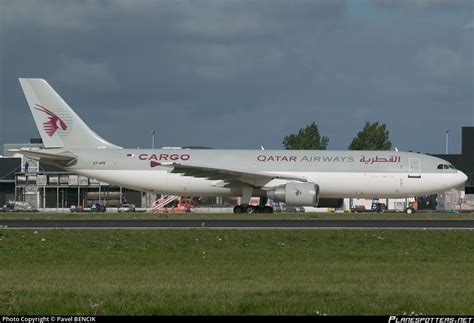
<box><xmin>19</xmin><ymin>149</ymin><xmax>77</xmax><ymax>167</ymax></box>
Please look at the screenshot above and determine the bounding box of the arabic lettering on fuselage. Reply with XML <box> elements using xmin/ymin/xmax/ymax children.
<box><xmin>359</xmin><ymin>155</ymin><xmax>401</xmax><ymax>164</ymax></box>
<box><xmin>256</xmin><ymin>155</ymin><xmax>402</xmax><ymax>163</ymax></box>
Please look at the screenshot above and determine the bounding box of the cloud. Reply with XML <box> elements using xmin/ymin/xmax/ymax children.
<box><xmin>191</xmin><ymin>43</ymin><xmax>286</xmax><ymax>81</ymax></box>
<box><xmin>54</xmin><ymin>58</ymin><xmax>119</xmax><ymax>91</ymax></box>
<box><xmin>1</xmin><ymin>0</ymin><xmax>472</xmax><ymax>154</ymax></box>
<box><xmin>371</xmin><ymin>0</ymin><xmax>473</xmax><ymax>11</ymax></box>
<box><xmin>172</xmin><ymin>0</ymin><xmax>347</xmax><ymax>38</ymax></box>
<box><xmin>173</xmin><ymin>2</ymin><xmax>266</xmax><ymax>38</ymax></box>
<box><xmin>1</xmin><ymin>0</ymin><xmax>101</xmax><ymax>30</ymax></box>
<box><xmin>2</xmin><ymin>0</ymin><xmax>347</xmax><ymax>35</ymax></box>
<box><xmin>416</xmin><ymin>48</ymin><xmax>464</xmax><ymax>78</ymax></box>
<box><xmin>465</xmin><ymin>20</ymin><xmax>474</xmax><ymax>29</ymax></box>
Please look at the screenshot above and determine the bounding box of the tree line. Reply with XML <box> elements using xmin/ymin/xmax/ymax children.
<box><xmin>282</xmin><ymin>121</ymin><xmax>392</xmax><ymax>150</ymax></box>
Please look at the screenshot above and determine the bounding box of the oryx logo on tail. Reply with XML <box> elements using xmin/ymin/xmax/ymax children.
<box><xmin>33</xmin><ymin>104</ymin><xmax>68</xmax><ymax>136</ymax></box>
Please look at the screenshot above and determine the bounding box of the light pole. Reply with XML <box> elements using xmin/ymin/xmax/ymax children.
<box><xmin>445</xmin><ymin>129</ymin><xmax>449</xmax><ymax>154</ymax></box>
<box><xmin>151</xmin><ymin>130</ymin><xmax>157</xmax><ymax>150</ymax></box>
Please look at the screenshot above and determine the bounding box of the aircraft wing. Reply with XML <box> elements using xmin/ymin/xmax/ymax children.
<box><xmin>19</xmin><ymin>149</ymin><xmax>77</xmax><ymax>167</ymax></box>
<box><xmin>162</xmin><ymin>162</ymin><xmax>307</xmax><ymax>188</ymax></box>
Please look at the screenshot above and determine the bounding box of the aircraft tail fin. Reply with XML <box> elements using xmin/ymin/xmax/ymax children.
<box><xmin>19</xmin><ymin>78</ymin><xmax>121</xmax><ymax>149</ymax></box>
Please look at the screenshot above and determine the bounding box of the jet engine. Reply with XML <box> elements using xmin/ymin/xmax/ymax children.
<box><xmin>266</xmin><ymin>182</ymin><xmax>320</xmax><ymax>206</ymax></box>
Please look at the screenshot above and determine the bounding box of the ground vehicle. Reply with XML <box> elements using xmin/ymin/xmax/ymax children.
<box><xmin>1</xmin><ymin>201</ymin><xmax>38</xmax><ymax>212</ymax></box>
<box><xmin>91</xmin><ymin>203</ymin><xmax>106</xmax><ymax>212</ymax></box>
<box><xmin>371</xmin><ymin>202</ymin><xmax>387</xmax><ymax>213</ymax></box>
<box><xmin>70</xmin><ymin>205</ymin><xmax>85</xmax><ymax>212</ymax></box>
<box><xmin>118</xmin><ymin>204</ymin><xmax>136</xmax><ymax>212</ymax></box>
<box><xmin>405</xmin><ymin>201</ymin><xmax>418</xmax><ymax>214</ymax></box>
<box><xmin>272</xmin><ymin>203</ymin><xmax>305</xmax><ymax>213</ymax></box>
<box><xmin>351</xmin><ymin>202</ymin><xmax>387</xmax><ymax>213</ymax></box>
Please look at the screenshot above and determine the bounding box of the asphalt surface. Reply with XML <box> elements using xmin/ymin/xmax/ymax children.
<box><xmin>1</xmin><ymin>219</ymin><xmax>474</xmax><ymax>229</ymax></box>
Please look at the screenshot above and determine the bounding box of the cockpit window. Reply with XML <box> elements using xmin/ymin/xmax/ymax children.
<box><xmin>437</xmin><ymin>164</ymin><xmax>456</xmax><ymax>170</ymax></box>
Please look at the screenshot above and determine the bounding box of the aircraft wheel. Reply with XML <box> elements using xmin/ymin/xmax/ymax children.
<box><xmin>233</xmin><ymin>205</ymin><xmax>243</xmax><ymax>214</ymax></box>
<box><xmin>245</xmin><ymin>205</ymin><xmax>257</xmax><ymax>214</ymax></box>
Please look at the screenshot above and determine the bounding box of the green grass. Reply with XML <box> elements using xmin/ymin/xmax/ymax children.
<box><xmin>0</xmin><ymin>229</ymin><xmax>473</xmax><ymax>315</ymax></box>
<box><xmin>2</xmin><ymin>211</ymin><xmax>474</xmax><ymax>220</ymax></box>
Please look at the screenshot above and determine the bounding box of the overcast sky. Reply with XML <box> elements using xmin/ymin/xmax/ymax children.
<box><xmin>1</xmin><ymin>0</ymin><xmax>473</xmax><ymax>154</ymax></box>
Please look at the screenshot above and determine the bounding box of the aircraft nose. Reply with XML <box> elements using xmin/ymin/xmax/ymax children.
<box><xmin>459</xmin><ymin>171</ymin><xmax>468</xmax><ymax>184</ymax></box>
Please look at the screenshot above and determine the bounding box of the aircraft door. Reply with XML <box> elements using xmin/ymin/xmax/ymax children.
<box><xmin>408</xmin><ymin>158</ymin><xmax>421</xmax><ymax>178</ymax></box>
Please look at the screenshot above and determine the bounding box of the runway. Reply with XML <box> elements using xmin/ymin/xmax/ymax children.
<box><xmin>1</xmin><ymin>219</ymin><xmax>474</xmax><ymax>230</ymax></box>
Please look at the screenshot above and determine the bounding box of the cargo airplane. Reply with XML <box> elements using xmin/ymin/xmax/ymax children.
<box><xmin>18</xmin><ymin>79</ymin><xmax>467</xmax><ymax>213</ymax></box>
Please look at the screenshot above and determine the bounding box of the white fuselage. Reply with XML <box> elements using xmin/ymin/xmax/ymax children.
<box><xmin>48</xmin><ymin>148</ymin><xmax>467</xmax><ymax>201</ymax></box>
<box><xmin>19</xmin><ymin>78</ymin><xmax>468</xmax><ymax>204</ymax></box>
<box><xmin>74</xmin><ymin>169</ymin><xmax>465</xmax><ymax>199</ymax></box>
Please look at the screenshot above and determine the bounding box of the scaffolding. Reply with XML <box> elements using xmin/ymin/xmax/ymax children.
<box><xmin>14</xmin><ymin>171</ymin><xmax>142</xmax><ymax>209</ymax></box>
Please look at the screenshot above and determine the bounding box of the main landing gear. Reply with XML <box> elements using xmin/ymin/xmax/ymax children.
<box><xmin>233</xmin><ymin>197</ymin><xmax>273</xmax><ymax>214</ymax></box>
<box><xmin>233</xmin><ymin>204</ymin><xmax>274</xmax><ymax>214</ymax></box>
